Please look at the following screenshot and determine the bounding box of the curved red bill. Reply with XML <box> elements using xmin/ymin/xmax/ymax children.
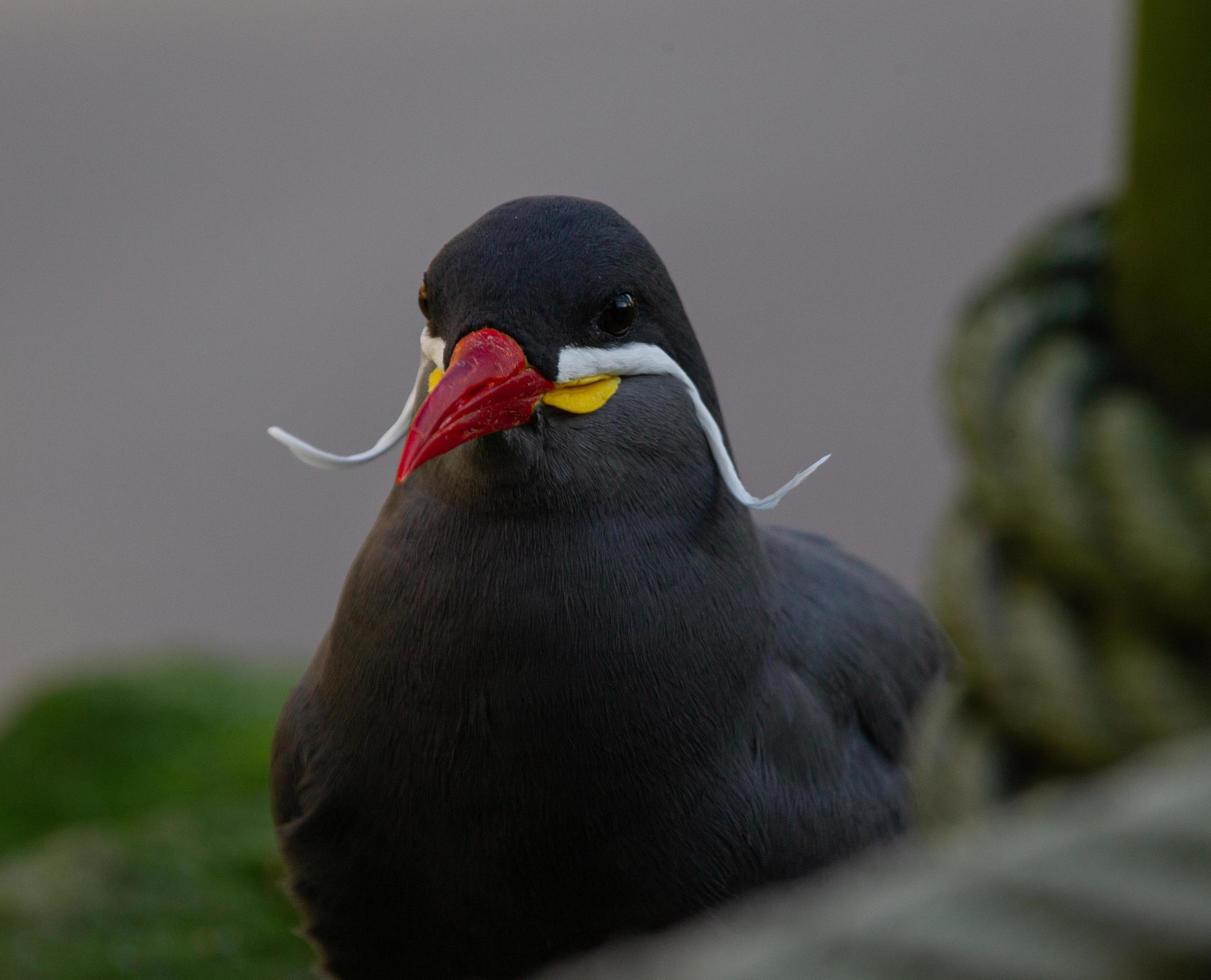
<box><xmin>396</xmin><ymin>328</ymin><xmax>554</xmax><ymax>483</ymax></box>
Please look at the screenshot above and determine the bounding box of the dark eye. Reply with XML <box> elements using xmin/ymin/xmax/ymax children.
<box><xmin>417</xmin><ymin>277</ymin><xmax>431</xmax><ymax>320</ymax></box>
<box><xmin>598</xmin><ymin>293</ymin><xmax>637</xmax><ymax>336</ymax></box>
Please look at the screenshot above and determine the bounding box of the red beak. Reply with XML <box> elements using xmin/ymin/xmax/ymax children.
<box><xmin>395</xmin><ymin>328</ymin><xmax>554</xmax><ymax>484</ymax></box>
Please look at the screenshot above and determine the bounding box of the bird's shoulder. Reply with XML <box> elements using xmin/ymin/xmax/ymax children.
<box><xmin>270</xmin><ymin>673</ymin><xmax>311</xmax><ymax>830</ymax></box>
<box><xmin>269</xmin><ymin>647</ymin><xmax>333</xmax><ymax>834</ymax></box>
<box><xmin>759</xmin><ymin>526</ymin><xmax>952</xmax><ymax>764</ymax></box>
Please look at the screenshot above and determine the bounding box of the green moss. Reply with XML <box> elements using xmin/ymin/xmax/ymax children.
<box><xmin>0</xmin><ymin>658</ymin><xmax>314</xmax><ymax>978</ymax></box>
<box><xmin>0</xmin><ymin>659</ymin><xmax>294</xmax><ymax>854</ymax></box>
<box><xmin>0</xmin><ymin>800</ymin><xmax>312</xmax><ymax>979</ymax></box>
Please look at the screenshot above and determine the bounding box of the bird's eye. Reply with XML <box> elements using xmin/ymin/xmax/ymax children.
<box><xmin>598</xmin><ymin>293</ymin><xmax>637</xmax><ymax>336</ymax></box>
<box><xmin>417</xmin><ymin>277</ymin><xmax>431</xmax><ymax>320</ymax></box>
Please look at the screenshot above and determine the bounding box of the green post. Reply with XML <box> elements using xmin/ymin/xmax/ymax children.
<box><xmin>1117</xmin><ymin>1</ymin><xmax>1211</xmax><ymax>416</ymax></box>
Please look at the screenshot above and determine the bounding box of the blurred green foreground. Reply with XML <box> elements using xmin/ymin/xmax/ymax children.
<box><xmin>0</xmin><ymin>659</ymin><xmax>311</xmax><ymax>979</ymax></box>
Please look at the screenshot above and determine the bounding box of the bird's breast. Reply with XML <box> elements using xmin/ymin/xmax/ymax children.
<box><xmin>291</xmin><ymin>473</ymin><xmax>779</xmax><ymax>965</ymax></box>
<box><xmin>316</xmin><ymin>479</ymin><xmax>771</xmax><ymax>780</ymax></box>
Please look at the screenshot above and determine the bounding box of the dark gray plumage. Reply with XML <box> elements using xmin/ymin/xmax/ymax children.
<box><xmin>271</xmin><ymin>196</ymin><xmax>950</xmax><ymax>979</ymax></box>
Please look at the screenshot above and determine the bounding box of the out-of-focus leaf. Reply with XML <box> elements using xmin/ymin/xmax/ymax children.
<box><xmin>544</xmin><ymin>735</ymin><xmax>1211</xmax><ymax>980</ymax></box>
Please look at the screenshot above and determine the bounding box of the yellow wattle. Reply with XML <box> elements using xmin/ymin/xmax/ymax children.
<box><xmin>424</xmin><ymin>366</ymin><xmax>620</xmax><ymax>414</ymax></box>
<box><xmin>542</xmin><ymin>375</ymin><xmax>621</xmax><ymax>414</ymax></box>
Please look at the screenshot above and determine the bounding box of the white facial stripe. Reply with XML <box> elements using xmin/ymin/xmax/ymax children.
<box><xmin>267</xmin><ymin>329</ymin><xmax>444</xmax><ymax>469</ymax></box>
<box><xmin>556</xmin><ymin>342</ymin><xmax>829</xmax><ymax>511</ymax></box>
<box><xmin>419</xmin><ymin>331</ymin><xmax>446</xmax><ymax>368</ymax></box>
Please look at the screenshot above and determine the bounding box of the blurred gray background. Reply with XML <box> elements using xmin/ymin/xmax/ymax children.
<box><xmin>1</xmin><ymin>0</ymin><xmax>1124</xmax><ymax>697</ymax></box>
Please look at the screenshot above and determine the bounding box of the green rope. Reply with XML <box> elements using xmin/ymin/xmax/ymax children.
<box><xmin>914</xmin><ymin>207</ymin><xmax>1211</xmax><ymax>816</ymax></box>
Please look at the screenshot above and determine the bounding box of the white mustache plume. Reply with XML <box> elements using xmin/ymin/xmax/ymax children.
<box><xmin>268</xmin><ymin>331</ymin><xmax>828</xmax><ymax>510</ymax></box>
<box><xmin>266</xmin><ymin>332</ymin><xmax>447</xmax><ymax>470</ymax></box>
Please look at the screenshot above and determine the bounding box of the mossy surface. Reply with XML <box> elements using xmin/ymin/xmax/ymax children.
<box><xmin>0</xmin><ymin>658</ymin><xmax>313</xmax><ymax>979</ymax></box>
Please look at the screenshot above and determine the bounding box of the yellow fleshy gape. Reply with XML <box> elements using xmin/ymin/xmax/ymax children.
<box><xmin>425</xmin><ymin>367</ymin><xmax>620</xmax><ymax>414</ymax></box>
<box><xmin>542</xmin><ymin>375</ymin><xmax>621</xmax><ymax>414</ymax></box>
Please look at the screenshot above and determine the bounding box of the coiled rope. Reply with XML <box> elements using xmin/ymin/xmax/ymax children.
<box><xmin>913</xmin><ymin>206</ymin><xmax>1211</xmax><ymax>824</ymax></box>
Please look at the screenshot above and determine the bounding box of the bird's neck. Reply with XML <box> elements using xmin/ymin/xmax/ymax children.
<box><xmin>317</xmin><ymin>461</ymin><xmax>773</xmax><ymax>722</ymax></box>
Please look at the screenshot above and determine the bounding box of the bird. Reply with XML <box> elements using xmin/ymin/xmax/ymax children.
<box><xmin>267</xmin><ymin>196</ymin><xmax>950</xmax><ymax>979</ymax></box>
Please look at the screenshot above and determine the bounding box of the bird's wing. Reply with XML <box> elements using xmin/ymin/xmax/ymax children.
<box><xmin>269</xmin><ymin>639</ymin><xmax>334</xmax><ymax>836</ymax></box>
<box><xmin>270</xmin><ymin>675</ymin><xmax>311</xmax><ymax>830</ymax></box>
<box><xmin>760</xmin><ymin>526</ymin><xmax>952</xmax><ymax>768</ymax></box>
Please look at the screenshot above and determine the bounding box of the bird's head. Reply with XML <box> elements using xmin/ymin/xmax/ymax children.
<box><xmin>269</xmin><ymin>197</ymin><xmax>826</xmax><ymax>509</ymax></box>
<box><xmin>399</xmin><ymin>197</ymin><xmax>723</xmax><ymax>489</ymax></box>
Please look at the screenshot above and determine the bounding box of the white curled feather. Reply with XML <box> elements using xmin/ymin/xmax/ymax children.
<box><xmin>266</xmin><ymin>331</ymin><xmax>445</xmax><ymax>469</ymax></box>
<box><xmin>556</xmin><ymin>342</ymin><xmax>829</xmax><ymax>510</ymax></box>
